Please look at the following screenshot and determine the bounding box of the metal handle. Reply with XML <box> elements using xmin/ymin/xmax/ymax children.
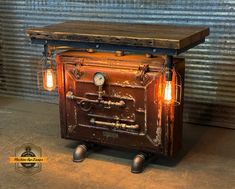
<box><xmin>66</xmin><ymin>91</ymin><xmax>126</xmax><ymax>108</ymax></box>
<box><xmin>90</xmin><ymin>118</ymin><xmax>139</xmax><ymax>130</ymax></box>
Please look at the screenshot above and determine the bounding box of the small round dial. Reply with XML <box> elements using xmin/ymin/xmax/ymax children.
<box><xmin>93</xmin><ymin>72</ymin><xmax>106</xmax><ymax>86</ymax></box>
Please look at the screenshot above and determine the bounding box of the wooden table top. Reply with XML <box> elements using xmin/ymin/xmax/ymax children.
<box><xmin>27</xmin><ymin>20</ymin><xmax>209</xmax><ymax>50</ymax></box>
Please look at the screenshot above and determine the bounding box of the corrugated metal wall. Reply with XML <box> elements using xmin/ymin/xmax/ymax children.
<box><xmin>0</xmin><ymin>0</ymin><xmax>234</xmax><ymax>129</ymax></box>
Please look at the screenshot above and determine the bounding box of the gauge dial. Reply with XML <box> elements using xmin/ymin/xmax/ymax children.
<box><xmin>93</xmin><ymin>72</ymin><xmax>106</xmax><ymax>86</ymax></box>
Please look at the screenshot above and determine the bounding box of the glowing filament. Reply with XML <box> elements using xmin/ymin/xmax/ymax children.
<box><xmin>44</xmin><ymin>69</ymin><xmax>55</xmax><ymax>91</ymax></box>
<box><xmin>164</xmin><ymin>81</ymin><xmax>172</xmax><ymax>102</ymax></box>
<box><xmin>46</xmin><ymin>70</ymin><xmax>53</xmax><ymax>88</ymax></box>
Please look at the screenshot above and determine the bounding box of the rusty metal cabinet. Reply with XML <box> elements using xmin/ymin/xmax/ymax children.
<box><xmin>27</xmin><ymin>20</ymin><xmax>209</xmax><ymax>173</ymax></box>
<box><xmin>56</xmin><ymin>51</ymin><xmax>185</xmax><ymax>157</ymax></box>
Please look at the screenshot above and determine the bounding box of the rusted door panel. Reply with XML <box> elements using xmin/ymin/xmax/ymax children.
<box><xmin>56</xmin><ymin>51</ymin><xmax>184</xmax><ymax>156</ymax></box>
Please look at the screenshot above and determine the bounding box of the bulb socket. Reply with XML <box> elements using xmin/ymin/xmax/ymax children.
<box><xmin>165</xmin><ymin>55</ymin><xmax>173</xmax><ymax>81</ymax></box>
<box><xmin>166</xmin><ymin>69</ymin><xmax>173</xmax><ymax>81</ymax></box>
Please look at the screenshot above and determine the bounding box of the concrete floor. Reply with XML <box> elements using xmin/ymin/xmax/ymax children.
<box><xmin>0</xmin><ymin>96</ymin><xmax>234</xmax><ymax>189</ymax></box>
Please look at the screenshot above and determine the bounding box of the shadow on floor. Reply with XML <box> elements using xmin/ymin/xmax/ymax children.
<box><xmin>64</xmin><ymin>124</ymin><xmax>209</xmax><ymax>168</ymax></box>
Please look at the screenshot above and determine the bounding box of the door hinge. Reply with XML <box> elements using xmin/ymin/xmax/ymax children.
<box><xmin>136</xmin><ymin>64</ymin><xmax>149</xmax><ymax>84</ymax></box>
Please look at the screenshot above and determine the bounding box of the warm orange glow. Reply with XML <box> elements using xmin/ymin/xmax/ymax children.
<box><xmin>43</xmin><ymin>68</ymin><xmax>56</xmax><ymax>91</ymax></box>
<box><xmin>160</xmin><ymin>68</ymin><xmax>182</xmax><ymax>106</ymax></box>
<box><xmin>46</xmin><ymin>69</ymin><xmax>54</xmax><ymax>88</ymax></box>
<box><xmin>164</xmin><ymin>81</ymin><xmax>172</xmax><ymax>102</ymax></box>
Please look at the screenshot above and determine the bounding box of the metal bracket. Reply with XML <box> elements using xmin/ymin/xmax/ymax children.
<box><xmin>137</xmin><ymin>64</ymin><xmax>149</xmax><ymax>84</ymax></box>
<box><xmin>70</xmin><ymin>69</ymin><xmax>84</xmax><ymax>80</ymax></box>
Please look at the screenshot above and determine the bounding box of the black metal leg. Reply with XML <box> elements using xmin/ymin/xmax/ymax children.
<box><xmin>131</xmin><ymin>153</ymin><xmax>148</xmax><ymax>174</ymax></box>
<box><xmin>73</xmin><ymin>144</ymin><xmax>88</xmax><ymax>162</ymax></box>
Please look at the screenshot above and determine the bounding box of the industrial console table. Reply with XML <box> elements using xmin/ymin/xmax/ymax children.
<box><xmin>28</xmin><ymin>21</ymin><xmax>209</xmax><ymax>173</ymax></box>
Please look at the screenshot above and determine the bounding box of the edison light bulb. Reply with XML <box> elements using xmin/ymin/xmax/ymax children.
<box><xmin>44</xmin><ymin>68</ymin><xmax>55</xmax><ymax>91</ymax></box>
<box><xmin>164</xmin><ymin>81</ymin><xmax>172</xmax><ymax>102</ymax></box>
<box><xmin>46</xmin><ymin>69</ymin><xmax>53</xmax><ymax>88</ymax></box>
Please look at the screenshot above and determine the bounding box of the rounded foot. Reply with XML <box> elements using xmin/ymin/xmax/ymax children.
<box><xmin>73</xmin><ymin>144</ymin><xmax>87</xmax><ymax>162</ymax></box>
<box><xmin>131</xmin><ymin>154</ymin><xmax>146</xmax><ymax>174</ymax></box>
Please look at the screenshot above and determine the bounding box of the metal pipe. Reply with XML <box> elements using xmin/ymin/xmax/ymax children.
<box><xmin>90</xmin><ymin>118</ymin><xmax>139</xmax><ymax>130</ymax></box>
<box><xmin>165</xmin><ymin>55</ymin><xmax>173</xmax><ymax>81</ymax></box>
<box><xmin>66</xmin><ymin>91</ymin><xmax>126</xmax><ymax>107</ymax></box>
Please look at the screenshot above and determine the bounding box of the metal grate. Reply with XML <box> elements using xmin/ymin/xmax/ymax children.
<box><xmin>0</xmin><ymin>0</ymin><xmax>234</xmax><ymax>128</ymax></box>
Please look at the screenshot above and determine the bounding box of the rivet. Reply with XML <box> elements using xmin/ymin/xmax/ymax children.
<box><xmin>145</xmin><ymin>53</ymin><xmax>153</xmax><ymax>58</ymax></box>
<box><xmin>115</xmin><ymin>50</ymin><xmax>124</xmax><ymax>57</ymax></box>
<box><xmin>87</xmin><ymin>48</ymin><xmax>95</xmax><ymax>53</ymax></box>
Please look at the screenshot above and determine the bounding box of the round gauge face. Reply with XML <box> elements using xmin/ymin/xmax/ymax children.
<box><xmin>93</xmin><ymin>72</ymin><xmax>106</xmax><ymax>86</ymax></box>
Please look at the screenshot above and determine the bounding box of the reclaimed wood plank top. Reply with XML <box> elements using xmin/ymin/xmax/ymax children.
<box><xmin>27</xmin><ymin>20</ymin><xmax>209</xmax><ymax>50</ymax></box>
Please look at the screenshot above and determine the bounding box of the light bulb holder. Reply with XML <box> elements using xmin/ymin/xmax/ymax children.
<box><xmin>165</xmin><ymin>69</ymin><xmax>173</xmax><ymax>81</ymax></box>
<box><xmin>37</xmin><ymin>43</ymin><xmax>57</xmax><ymax>91</ymax></box>
<box><xmin>162</xmin><ymin>56</ymin><xmax>182</xmax><ymax>106</ymax></box>
<box><xmin>165</xmin><ymin>55</ymin><xmax>173</xmax><ymax>81</ymax></box>
<box><xmin>165</xmin><ymin>55</ymin><xmax>173</xmax><ymax>69</ymax></box>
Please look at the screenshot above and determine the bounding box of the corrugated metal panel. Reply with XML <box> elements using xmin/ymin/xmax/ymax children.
<box><xmin>0</xmin><ymin>5</ymin><xmax>3</xmax><ymax>92</ymax></box>
<box><xmin>0</xmin><ymin>0</ymin><xmax>234</xmax><ymax>128</ymax></box>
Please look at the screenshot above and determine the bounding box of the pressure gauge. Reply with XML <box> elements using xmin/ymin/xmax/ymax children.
<box><xmin>93</xmin><ymin>72</ymin><xmax>106</xmax><ymax>86</ymax></box>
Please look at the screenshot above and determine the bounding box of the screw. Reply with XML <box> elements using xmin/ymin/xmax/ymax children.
<box><xmin>145</xmin><ymin>53</ymin><xmax>153</xmax><ymax>58</ymax></box>
<box><xmin>87</xmin><ymin>48</ymin><xmax>95</xmax><ymax>53</ymax></box>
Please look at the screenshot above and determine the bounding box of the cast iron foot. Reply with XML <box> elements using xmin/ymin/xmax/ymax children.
<box><xmin>73</xmin><ymin>144</ymin><xmax>88</xmax><ymax>162</ymax></box>
<box><xmin>131</xmin><ymin>153</ymin><xmax>148</xmax><ymax>174</ymax></box>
